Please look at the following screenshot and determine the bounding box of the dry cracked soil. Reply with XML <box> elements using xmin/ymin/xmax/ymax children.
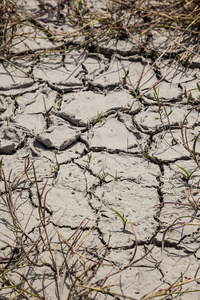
<box><xmin>1</xmin><ymin>1</ymin><xmax>200</xmax><ymax>299</ymax></box>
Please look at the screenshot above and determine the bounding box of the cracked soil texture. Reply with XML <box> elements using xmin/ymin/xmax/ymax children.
<box><xmin>1</xmin><ymin>0</ymin><xmax>200</xmax><ymax>299</ymax></box>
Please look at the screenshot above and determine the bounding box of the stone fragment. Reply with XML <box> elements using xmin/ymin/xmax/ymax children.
<box><xmin>180</xmin><ymin>231</ymin><xmax>200</xmax><ymax>252</ymax></box>
<box><xmin>12</xmin><ymin>114</ymin><xmax>46</xmax><ymax>135</ymax></box>
<box><xmin>93</xmin><ymin>55</ymin><xmax>157</xmax><ymax>89</ymax></box>
<box><xmin>0</xmin><ymin>151</ymin><xmax>53</xmax><ymax>183</ymax></box>
<box><xmin>16</xmin><ymin>0</ymin><xmax>40</xmax><ymax>12</ymax></box>
<box><xmin>31</xmin><ymin>139</ymin><xmax>86</xmax><ymax>164</ymax></box>
<box><xmin>13</xmin><ymin>191</ymin><xmax>39</xmax><ymax>235</ymax></box>
<box><xmin>158</xmin><ymin>59</ymin><xmax>197</xmax><ymax>83</ymax></box>
<box><xmin>76</xmin><ymin>152</ymin><xmax>160</xmax><ymax>186</ymax></box>
<box><xmin>55</xmin><ymin>90</ymin><xmax>136</xmax><ymax>126</ymax></box>
<box><xmin>149</xmin><ymin>30</ymin><xmax>183</xmax><ymax>54</ymax></box>
<box><xmin>162</xmin><ymin>161</ymin><xmax>200</xmax><ymax>195</ymax></box>
<box><xmin>81</xmin><ymin>54</ymin><xmax>108</xmax><ymax>80</ymax></box>
<box><xmin>160</xmin><ymin>248</ymin><xmax>199</xmax><ymax>287</ymax></box>
<box><xmin>0</xmin><ymin>63</ymin><xmax>34</xmax><ymax>95</ymax></box>
<box><xmin>33</xmin><ymin>54</ymin><xmax>83</xmax><ymax>90</ymax></box>
<box><xmin>54</xmin><ymin>163</ymin><xmax>96</xmax><ymax>192</ymax></box>
<box><xmin>101</xmin><ymin>247</ymin><xmax>162</xmax><ymax>299</ymax></box>
<box><xmin>11</xmin><ymin>23</ymin><xmax>55</xmax><ymax>54</ymax></box>
<box><xmin>98</xmin><ymin>37</ymin><xmax>146</xmax><ymax>56</ymax></box>
<box><xmin>29</xmin><ymin>163</ymin><xmax>95</xmax><ymax>227</ymax></box>
<box><xmin>134</xmin><ymin>105</ymin><xmax>199</xmax><ymax>134</ymax></box>
<box><xmin>150</xmin><ymin>130</ymin><xmax>193</xmax><ymax>162</ymax></box>
<box><xmin>0</xmin><ymin>96</ymin><xmax>15</xmax><ymax>121</ymax></box>
<box><xmin>0</xmin><ymin>124</ymin><xmax>25</xmax><ymax>154</ymax></box>
<box><xmin>36</xmin><ymin>124</ymin><xmax>80</xmax><ymax>150</ymax></box>
<box><xmin>38</xmin><ymin>186</ymin><xmax>93</xmax><ymax>227</ymax></box>
<box><xmin>181</xmin><ymin>80</ymin><xmax>200</xmax><ymax>101</ymax></box>
<box><xmin>17</xmin><ymin>86</ymin><xmax>57</xmax><ymax>114</ymax></box>
<box><xmin>81</xmin><ymin>116</ymin><xmax>147</xmax><ymax>152</ymax></box>
<box><xmin>155</xmin><ymin>161</ymin><xmax>200</xmax><ymax>247</ymax></box>
<box><xmin>144</xmin><ymin>245</ymin><xmax>199</xmax><ymax>298</ymax></box>
<box><xmin>95</xmin><ymin>180</ymin><xmax>159</xmax><ymax>245</ymax></box>
<box><xmin>145</xmin><ymin>81</ymin><xmax>182</xmax><ymax>101</ymax></box>
<box><xmin>157</xmin><ymin>204</ymin><xmax>195</xmax><ymax>244</ymax></box>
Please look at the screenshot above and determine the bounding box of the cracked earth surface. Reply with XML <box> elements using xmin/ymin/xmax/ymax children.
<box><xmin>1</xmin><ymin>1</ymin><xmax>200</xmax><ymax>299</ymax></box>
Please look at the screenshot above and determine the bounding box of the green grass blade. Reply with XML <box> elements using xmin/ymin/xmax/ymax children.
<box><xmin>189</xmin><ymin>166</ymin><xmax>199</xmax><ymax>177</ymax></box>
<box><xmin>167</xmin><ymin>108</ymin><xmax>173</xmax><ymax>116</ymax></box>
<box><xmin>176</xmin><ymin>164</ymin><xmax>190</xmax><ymax>178</ymax></box>
<box><xmin>111</xmin><ymin>208</ymin><xmax>126</xmax><ymax>225</ymax></box>
<box><xmin>133</xmin><ymin>90</ymin><xmax>138</xmax><ymax>98</ymax></box>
